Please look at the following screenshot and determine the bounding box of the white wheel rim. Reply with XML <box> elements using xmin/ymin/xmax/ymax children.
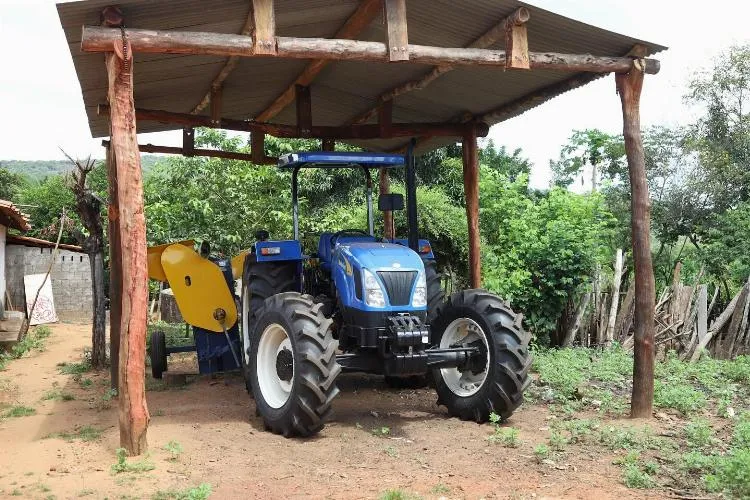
<box><xmin>242</xmin><ymin>289</ymin><xmax>251</xmax><ymax>365</ymax></box>
<box><xmin>439</xmin><ymin>317</ymin><xmax>489</xmax><ymax>397</ymax></box>
<box><xmin>257</xmin><ymin>323</ymin><xmax>294</xmax><ymax>409</ymax></box>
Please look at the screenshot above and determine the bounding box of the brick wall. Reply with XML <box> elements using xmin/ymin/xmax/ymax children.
<box><xmin>5</xmin><ymin>245</ymin><xmax>93</xmax><ymax>323</ymax></box>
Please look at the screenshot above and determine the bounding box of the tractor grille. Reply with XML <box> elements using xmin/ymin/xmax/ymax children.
<box><xmin>377</xmin><ymin>271</ymin><xmax>417</xmax><ymax>306</ymax></box>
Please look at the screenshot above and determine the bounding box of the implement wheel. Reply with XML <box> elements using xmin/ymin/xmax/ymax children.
<box><xmin>150</xmin><ymin>330</ymin><xmax>168</xmax><ymax>379</ymax></box>
<box><xmin>431</xmin><ymin>289</ymin><xmax>531</xmax><ymax>422</ymax></box>
<box><xmin>241</xmin><ymin>260</ymin><xmax>296</xmax><ymax>393</ymax></box>
<box><xmin>250</xmin><ymin>292</ymin><xmax>341</xmax><ymax>437</ymax></box>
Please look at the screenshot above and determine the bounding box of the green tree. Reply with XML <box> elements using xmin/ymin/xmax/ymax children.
<box><xmin>0</xmin><ymin>167</ymin><xmax>27</xmax><ymax>201</ymax></box>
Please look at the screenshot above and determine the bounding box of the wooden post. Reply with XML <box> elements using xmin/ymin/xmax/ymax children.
<box><xmin>605</xmin><ymin>248</ymin><xmax>624</xmax><ymax>344</ymax></box>
<box><xmin>505</xmin><ymin>16</ymin><xmax>529</xmax><ymax>69</ymax></box>
<box><xmin>379</xmin><ymin>168</ymin><xmax>394</xmax><ymax>239</ymax></box>
<box><xmin>462</xmin><ymin>127</ymin><xmax>481</xmax><ymax>288</ymax></box>
<box><xmin>183</xmin><ymin>128</ymin><xmax>195</xmax><ymax>157</ymax></box>
<box><xmin>106</xmin><ymin>144</ymin><xmax>121</xmax><ymax>392</ymax></box>
<box><xmin>378</xmin><ymin>100</ymin><xmax>393</xmax><ymax>138</ymax></box>
<box><xmin>617</xmin><ymin>53</ymin><xmax>656</xmax><ymax>418</ymax></box>
<box><xmin>252</xmin><ymin>0</ymin><xmax>276</xmax><ymax>55</ymax></box>
<box><xmin>385</xmin><ymin>0</ymin><xmax>408</xmax><ymax>62</ymax></box>
<box><xmin>321</xmin><ymin>138</ymin><xmax>335</xmax><ymax>152</ymax></box>
<box><xmin>295</xmin><ymin>85</ymin><xmax>312</xmax><ymax>137</ymax></box>
<box><xmin>251</xmin><ymin>131</ymin><xmax>266</xmax><ymax>164</ymax></box>
<box><xmin>210</xmin><ymin>86</ymin><xmax>222</xmax><ymax>125</ymax></box>
<box><xmin>105</xmin><ymin>38</ymin><xmax>150</xmax><ymax>453</ymax></box>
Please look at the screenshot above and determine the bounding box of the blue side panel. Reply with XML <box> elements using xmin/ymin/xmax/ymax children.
<box><xmin>254</xmin><ymin>240</ymin><xmax>305</xmax><ymax>262</ymax></box>
<box><xmin>393</xmin><ymin>238</ymin><xmax>435</xmax><ymax>259</ymax></box>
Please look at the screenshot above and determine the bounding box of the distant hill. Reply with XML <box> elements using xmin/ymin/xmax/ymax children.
<box><xmin>0</xmin><ymin>155</ymin><xmax>163</xmax><ymax>180</ymax></box>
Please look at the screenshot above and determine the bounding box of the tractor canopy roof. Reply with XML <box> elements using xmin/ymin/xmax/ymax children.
<box><xmin>278</xmin><ymin>152</ymin><xmax>405</xmax><ymax>169</ymax></box>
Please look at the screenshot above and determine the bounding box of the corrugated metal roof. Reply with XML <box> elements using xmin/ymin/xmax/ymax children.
<box><xmin>57</xmin><ymin>0</ymin><xmax>666</xmax><ymax>153</ymax></box>
<box><xmin>0</xmin><ymin>200</ymin><xmax>31</xmax><ymax>232</ymax></box>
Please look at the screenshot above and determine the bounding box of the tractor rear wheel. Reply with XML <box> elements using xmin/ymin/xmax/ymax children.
<box><xmin>249</xmin><ymin>292</ymin><xmax>341</xmax><ymax>437</ymax></box>
<box><xmin>431</xmin><ymin>289</ymin><xmax>531</xmax><ymax>422</ymax></box>
<box><xmin>384</xmin><ymin>260</ymin><xmax>444</xmax><ymax>390</ymax></box>
<box><xmin>150</xmin><ymin>330</ymin><xmax>168</xmax><ymax>379</ymax></box>
<box><xmin>241</xmin><ymin>260</ymin><xmax>296</xmax><ymax>393</ymax></box>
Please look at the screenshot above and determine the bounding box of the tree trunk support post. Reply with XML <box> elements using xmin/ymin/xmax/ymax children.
<box><xmin>105</xmin><ymin>144</ymin><xmax>121</xmax><ymax>392</ymax></box>
<box><xmin>462</xmin><ymin>127</ymin><xmax>481</xmax><ymax>288</ymax></box>
<box><xmin>295</xmin><ymin>84</ymin><xmax>312</xmax><ymax>137</ymax></box>
<box><xmin>251</xmin><ymin>132</ymin><xmax>266</xmax><ymax>164</ymax></box>
<box><xmin>321</xmin><ymin>138</ymin><xmax>335</xmax><ymax>152</ymax></box>
<box><xmin>379</xmin><ymin>168</ymin><xmax>393</xmax><ymax>239</ymax></box>
<box><xmin>210</xmin><ymin>86</ymin><xmax>222</xmax><ymax>125</ymax></box>
<box><xmin>618</xmin><ymin>45</ymin><xmax>656</xmax><ymax>419</ymax></box>
<box><xmin>104</xmin><ymin>9</ymin><xmax>150</xmax><ymax>453</ymax></box>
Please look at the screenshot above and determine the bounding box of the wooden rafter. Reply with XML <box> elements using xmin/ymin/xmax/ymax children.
<box><xmin>191</xmin><ymin>5</ymin><xmax>254</xmax><ymax>115</ymax></box>
<box><xmin>81</xmin><ymin>27</ymin><xmax>660</xmax><ymax>75</ymax></box>
<box><xmin>252</xmin><ymin>0</ymin><xmax>276</xmax><ymax>55</ymax></box>
<box><xmin>349</xmin><ymin>7</ymin><xmax>530</xmax><ymax>125</ymax></box>
<box><xmin>254</xmin><ymin>0</ymin><xmax>382</xmax><ymax>122</ymax></box>
<box><xmin>97</xmin><ymin>104</ymin><xmax>489</xmax><ymax>139</ymax></box>
<box><xmin>101</xmin><ymin>140</ymin><xmax>277</xmax><ymax>164</ymax></box>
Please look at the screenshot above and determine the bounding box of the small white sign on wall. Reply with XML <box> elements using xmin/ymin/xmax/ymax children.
<box><xmin>24</xmin><ymin>274</ymin><xmax>58</xmax><ymax>325</ymax></box>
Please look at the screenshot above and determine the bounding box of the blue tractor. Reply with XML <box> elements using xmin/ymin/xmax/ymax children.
<box><xmin>241</xmin><ymin>151</ymin><xmax>531</xmax><ymax>437</ymax></box>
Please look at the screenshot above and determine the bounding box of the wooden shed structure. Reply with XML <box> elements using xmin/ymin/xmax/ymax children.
<box><xmin>57</xmin><ymin>0</ymin><xmax>664</xmax><ymax>454</ymax></box>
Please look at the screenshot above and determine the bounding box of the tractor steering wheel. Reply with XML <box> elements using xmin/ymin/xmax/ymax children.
<box><xmin>330</xmin><ymin>229</ymin><xmax>369</xmax><ymax>247</ymax></box>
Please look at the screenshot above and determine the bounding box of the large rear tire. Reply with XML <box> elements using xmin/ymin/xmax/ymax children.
<box><xmin>241</xmin><ymin>260</ymin><xmax>296</xmax><ymax>393</ymax></box>
<box><xmin>431</xmin><ymin>289</ymin><xmax>531</xmax><ymax>422</ymax></box>
<box><xmin>250</xmin><ymin>292</ymin><xmax>341</xmax><ymax>437</ymax></box>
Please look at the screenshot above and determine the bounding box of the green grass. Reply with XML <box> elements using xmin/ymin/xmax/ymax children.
<box><xmin>533</xmin><ymin>444</ymin><xmax>550</xmax><ymax>462</ymax></box>
<box><xmin>0</xmin><ymin>326</ymin><xmax>52</xmax><ymax>370</ymax></box>
<box><xmin>371</xmin><ymin>426</ymin><xmax>391</xmax><ymax>437</ymax></box>
<box><xmin>46</xmin><ymin>425</ymin><xmax>102</xmax><ymax>442</ymax></box>
<box><xmin>151</xmin><ymin>483</ymin><xmax>212</xmax><ymax>500</ymax></box>
<box><xmin>111</xmin><ymin>448</ymin><xmax>155</xmax><ymax>474</ymax></box>
<box><xmin>684</xmin><ymin>419</ymin><xmax>714</xmax><ymax>449</ymax></box>
<box><xmin>3</xmin><ymin>405</ymin><xmax>36</xmax><ymax>418</ymax></box>
<box><xmin>58</xmin><ymin>361</ymin><xmax>92</xmax><ymax>376</ymax></box>
<box><xmin>430</xmin><ymin>483</ymin><xmax>450</xmax><ymax>495</ymax></box>
<box><xmin>378</xmin><ymin>489</ymin><xmax>420</xmax><ymax>500</ymax></box>
<box><xmin>41</xmin><ymin>385</ymin><xmax>75</xmax><ymax>402</ymax></box>
<box><xmin>163</xmin><ymin>440</ymin><xmax>183</xmax><ymax>461</ymax></box>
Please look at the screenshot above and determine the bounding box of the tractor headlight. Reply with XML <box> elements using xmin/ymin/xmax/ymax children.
<box><xmin>363</xmin><ymin>269</ymin><xmax>386</xmax><ymax>308</ymax></box>
<box><xmin>412</xmin><ymin>272</ymin><xmax>427</xmax><ymax>307</ymax></box>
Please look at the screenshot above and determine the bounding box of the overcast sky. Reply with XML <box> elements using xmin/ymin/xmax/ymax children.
<box><xmin>0</xmin><ymin>0</ymin><xmax>747</xmax><ymax>188</ymax></box>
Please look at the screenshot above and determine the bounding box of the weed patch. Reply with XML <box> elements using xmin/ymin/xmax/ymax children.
<box><xmin>46</xmin><ymin>425</ymin><xmax>102</xmax><ymax>442</ymax></box>
<box><xmin>3</xmin><ymin>405</ymin><xmax>36</xmax><ymax>418</ymax></box>
<box><xmin>163</xmin><ymin>440</ymin><xmax>183</xmax><ymax>461</ymax></box>
<box><xmin>151</xmin><ymin>483</ymin><xmax>212</xmax><ymax>500</ymax></box>
<box><xmin>0</xmin><ymin>326</ymin><xmax>52</xmax><ymax>369</ymax></box>
<box><xmin>111</xmin><ymin>448</ymin><xmax>155</xmax><ymax>474</ymax></box>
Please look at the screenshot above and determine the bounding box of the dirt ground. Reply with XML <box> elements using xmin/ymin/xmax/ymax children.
<box><xmin>0</xmin><ymin>324</ymin><xmax>658</xmax><ymax>500</ymax></box>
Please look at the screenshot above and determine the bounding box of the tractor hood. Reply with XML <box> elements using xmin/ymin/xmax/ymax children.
<box><xmin>339</xmin><ymin>242</ymin><xmax>424</xmax><ymax>272</ymax></box>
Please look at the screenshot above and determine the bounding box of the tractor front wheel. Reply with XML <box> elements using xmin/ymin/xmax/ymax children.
<box><xmin>431</xmin><ymin>289</ymin><xmax>531</xmax><ymax>422</ymax></box>
<box><xmin>249</xmin><ymin>292</ymin><xmax>341</xmax><ymax>437</ymax></box>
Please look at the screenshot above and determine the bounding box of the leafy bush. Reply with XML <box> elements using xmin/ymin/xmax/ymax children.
<box><xmin>684</xmin><ymin>419</ymin><xmax>714</xmax><ymax>449</ymax></box>
<box><xmin>654</xmin><ymin>381</ymin><xmax>707</xmax><ymax>414</ymax></box>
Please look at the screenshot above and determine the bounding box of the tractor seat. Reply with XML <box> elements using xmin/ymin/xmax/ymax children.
<box><xmin>318</xmin><ymin>232</ymin><xmax>376</xmax><ymax>271</ymax></box>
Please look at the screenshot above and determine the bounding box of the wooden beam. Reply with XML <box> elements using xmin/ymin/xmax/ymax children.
<box><xmin>251</xmin><ymin>132</ymin><xmax>267</xmax><ymax>163</ymax></box>
<box><xmin>379</xmin><ymin>168</ymin><xmax>394</xmax><ymax>239</ymax></box>
<box><xmin>255</xmin><ymin>0</ymin><xmax>382</xmax><ymax>122</ymax></box>
<box><xmin>617</xmin><ymin>47</ymin><xmax>656</xmax><ymax>418</ymax></box>
<box><xmin>210</xmin><ymin>86</ymin><xmax>223</xmax><ymax>124</ymax></box>
<box><xmin>105</xmin><ymin>47</ymin><xmax>149</xmax><ymax>454</ymax></box>
<box><xmin>102</xmin><ymin>140</ymin><xmax>276</xmax><ymax>164</ymax></box>
<box><xmin>191</xmin><ymin>8</ymin><xmax>254</xmax><ymax>114</ymax></box>
<box><xmin>182</xmin><ymin>128</ymin><xmax>195</xmax><ymax>156</ymax></box>
<box><xmin>295</xmin><ymin>85</ymin><xmax>312</xmax><ymax>137</ymax></box>
<box><xmin>81</xmin><ymin>27</ymin><xmax>661</xmax><ymax>74</ymax></box>
<box><xmin>378</xmin><ymin>99</ymin><xmax>393</xmax><ymax>138</ymax></box>
<box><xmin>321</xmin><ymin>138</ymin><xmax>336</xmax><ymax>151</ymax></box>
<box><xmin>505</xmin><ymin>16</ymin><xmax>529</xmax><ymax>69</ymax></box>
<box><xmin>385</xmin><ymin>0</ymin><xmax>408</xmax><ymax>61</ymax></box>
<box><xmin>350</xmin><ymin>7</ymin><xmax>530</xmax><ymax>125</ymax></box>
<box><xmin>252</xmin><ymin>0</ymin><xmax>276</xmax><ymax>55</ymax></box>
<box><xmin>97</xmin><ymin>104</ymin><xmax>488</xmax><ymax>138</ymax></box>
<box><xmin>462</xmin><ymin>128</ymin><xmax>481</xmax><ymax>288</ymax></box>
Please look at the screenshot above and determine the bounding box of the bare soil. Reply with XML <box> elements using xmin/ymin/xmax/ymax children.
<box><xmin>0</xmin><ymin>324</ymin><xmax>658</xmax><ymax>499</ymax></box>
